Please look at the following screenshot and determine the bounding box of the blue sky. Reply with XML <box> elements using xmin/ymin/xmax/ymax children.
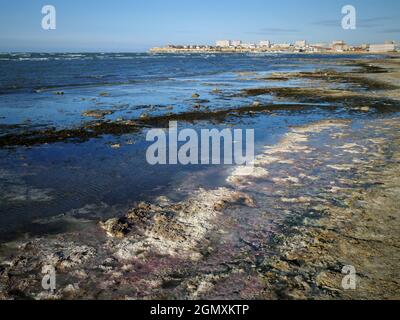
<box><xmin>0</xmin><ymin>0</ymin><xmax>399</xmax><ymax>52</ymax></box>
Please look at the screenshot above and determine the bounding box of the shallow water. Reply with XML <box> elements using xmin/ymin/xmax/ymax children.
<box><xmin>0</xmin><ymin>53</ymin><xmax>388</xmax><ymax>241</ymax></box>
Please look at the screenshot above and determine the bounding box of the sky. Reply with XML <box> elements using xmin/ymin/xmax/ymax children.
<box><xmin>0</xmin><ymin>0</ymin><xmax>399</xmax><ymax>52</ymax></box>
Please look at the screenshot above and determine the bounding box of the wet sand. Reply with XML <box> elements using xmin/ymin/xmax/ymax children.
<box><xmin>0</xmin><ymin>56</ymin><xmax>399</xmax><ymax>300</ymax></box>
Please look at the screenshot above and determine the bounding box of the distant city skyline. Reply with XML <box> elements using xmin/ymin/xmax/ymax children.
<box><xmin>0</xmin><ymin>0</ymin><xmax>399</xmax><ymax>52</ymax></box>
<box><xmin>151</xmin><ymin>39</ymin><xmax>397</xmax><ymax>54</ymax></box>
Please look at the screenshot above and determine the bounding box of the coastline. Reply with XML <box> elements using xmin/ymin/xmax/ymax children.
<box><xmin>1</xmin><ymin>55</ymin><xmax>399</xmax><ymax>300</ymax></box>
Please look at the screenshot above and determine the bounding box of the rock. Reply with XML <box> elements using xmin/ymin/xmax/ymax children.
<box><xmin>110</xmin><ymin>143</ymin><xmax>121</xmax><ymax>149</ymax></box>
<box><xmin>82</xmin><ymin>109</ymin><xmax>114</xmax><ymax>119</ymax></box>
<box><xmin>316</xmin><ymin>271</ymin><xmax>342</xmax><ymax>292</ymax></box>
<box><xmin>360</xmin><ymin>106</ymin><xmax>370</xmax><ymax>112</ymax></box>
<box><xmin>253</xmin><ymin>101</ymin><xmax>262</xmax><ymax>107</ymax></box>
<box><xmin>126</xmin><ymin>202</ymin><xmax>155</xmax><ymax>224</ymax></box>
<box><xmin>72</xmin><ymin>269</ymin><xmax>88</xmax><ymax>279</ymax></box>
<box><xmin>42</xmin><ymin>244</ymin><xmax>97</xmax><ymax>271</ymax></box>
<box><xmin>63</xmin><ymin>284</ymin><xmax>79</xmax><ymax>294</ymax></box>
<box><xmin>100</xmin><ymin>217</ymin><xmax>130</xmax><ymax>238</ymax></box>
<box><xmin>156</xmin><ymin>196</ymin><xmax>170</xmax><ymax>205</ymax></box>
<box><xmin>106</xmin><ymin>188</ymin><xmax>257</xmax><ymax>261</ymax></box>
<box><xmin>352</xmin><ymin>106</ymin><xmax>371</xmax><ymax>112</ymax></box>
<box><xmin>123</xmin><ymin>120</ymin><xmax>136</xmax><ymax>126</ymax></box>
<box><xmin>103</xmin><ymin>257</ymin><xmax>117</xmax><ymax>265</ymax></box>
<box><xmin>99</xmin><ymin>92</ymin><xmax>109</xmax><ymax>97</ymax></box>
<box><xmin>213</xmin><ymin>193</ymin><xmax>256</xmax><ymax>211</ymax></box>
<box><xmin>192</xmin><ymin>93</ymin><xmax>200</xmax><ymax>99</ymax></box>
<box><xmin>140</xmin><ymin>112</ymin><xmax>150</xmax><ymax>119</ymax></box>
<box><xmin>55</xmin><ymin>91</ymin><xmax>64</xmax><ymax>95</ymax></box>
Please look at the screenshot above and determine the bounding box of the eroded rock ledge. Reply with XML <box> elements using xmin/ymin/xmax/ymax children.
<box><xmin>100</xmin><ymin>188</ymin><xmax>255</xmax><ymax>261</ymax></box>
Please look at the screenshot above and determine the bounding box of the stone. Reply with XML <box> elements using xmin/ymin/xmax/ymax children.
<box><xmin>100</xmin><ymin>218</ymin><xmax>130</xmax><ymax>238</ymax></box>
<box><xmin>140</xmin><ymin>112</ymin><xmax>150</xmax><ymax>119</ymax></box>
<box><xmin>82</xmin><ymin>109</ymin><xmax>114</xmax><ymax>119</ymax></box>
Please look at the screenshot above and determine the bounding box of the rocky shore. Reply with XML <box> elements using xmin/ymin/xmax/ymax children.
<box><xmin>1</xmin><ymin>59</ymin><xmax>399</xmax><ymax>149</ymax></box>
<box><xmin>0</xmin><ymin>57</ymin><xmax>399</xmax><ymax>300</ymax></box>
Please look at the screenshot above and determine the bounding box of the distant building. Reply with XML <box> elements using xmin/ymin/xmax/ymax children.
<box><xmin>311</xmin><ymin>43</ymin><xmax>329</xmax><ymax>48</ymax></box>
<box><xmin>369</xmin><ymin>43</ymin><xmax>396</xmax><ymax>53</ymax></box>
<box><xmin>241</xmin><ymin>43</ymin><xmax>257</xmax><ymax>49</ymax></box>
<box><xmin>295</xmin><ymin>40</ymin><xmax>307</xmax><ymax>48</ymax></box>
<box><xmin>331</xmin><ymin>40</ymin><xmax>348</xmax><ymax>52</ymax></box>
<box><xmin>331</xmin><ymin>40</ymin><xmax>345</xmax><ymax>46</ymax></box>
<box><xmin>216</xmin><ymin>40</ymin><xmax>231</xmax><ymax>47</ymax></box>
<box><xmin>151</xmin><ymin>38</ymin><xmax>370</xmax><ymax>54</ymax></box>
<box><xmin>231</xmin><ymin>40</ymin><xmax>242</xmax><ymax>47</ymax></box>
<box><xmin>259</xmin><ymin>40</ymin><xmax>271</xmax><ymax>48</ymax></box>
<box><xmin>273</xmin><ymin>43</ymin><xmax>291</xmax><ymax>49</ymax></box>
<box><xmin>309</xmin><ymin>43</ymin><xmax>330</xmax><ymax>52</ymax></box>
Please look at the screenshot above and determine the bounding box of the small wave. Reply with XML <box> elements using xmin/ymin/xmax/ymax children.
<box><xmin>18</xmin><ymin>57</ymin><xmax>50</xmax><ymax>61</ymax></box>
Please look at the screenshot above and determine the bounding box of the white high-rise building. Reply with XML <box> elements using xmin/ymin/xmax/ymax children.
<box><xmin>331</xmin><ymin>40</ymin><xmax>348</xmax><ymax>52</ymax></box>
<box><xmin>216</xmin><ymin>40</ymin><xmax>231</xmax><ymax>47</ymax></box>
<box><xmin>295</xmin><ymin>40</ymin><xmax>307</xmax><ymax>48</ymax></box>
<box><xmin>231</xmin><ymin>40</ymin><xmax>242</xmax><ymax>47</ymax></box>
<box><xmin>241</xmin><ymin>43</ymin><xmax>257</xmax><ymax>49</ymax></box>
<box><xmin>259</xmin><ymin>40</ymin><xmax>271</xmax><ymax>48</ymax></box>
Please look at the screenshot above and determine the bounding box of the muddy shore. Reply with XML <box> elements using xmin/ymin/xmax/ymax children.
<box><xmin>0</xmin><ymin>56</ymin><xmax>399</xmax><ymax>300</ymax></box>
